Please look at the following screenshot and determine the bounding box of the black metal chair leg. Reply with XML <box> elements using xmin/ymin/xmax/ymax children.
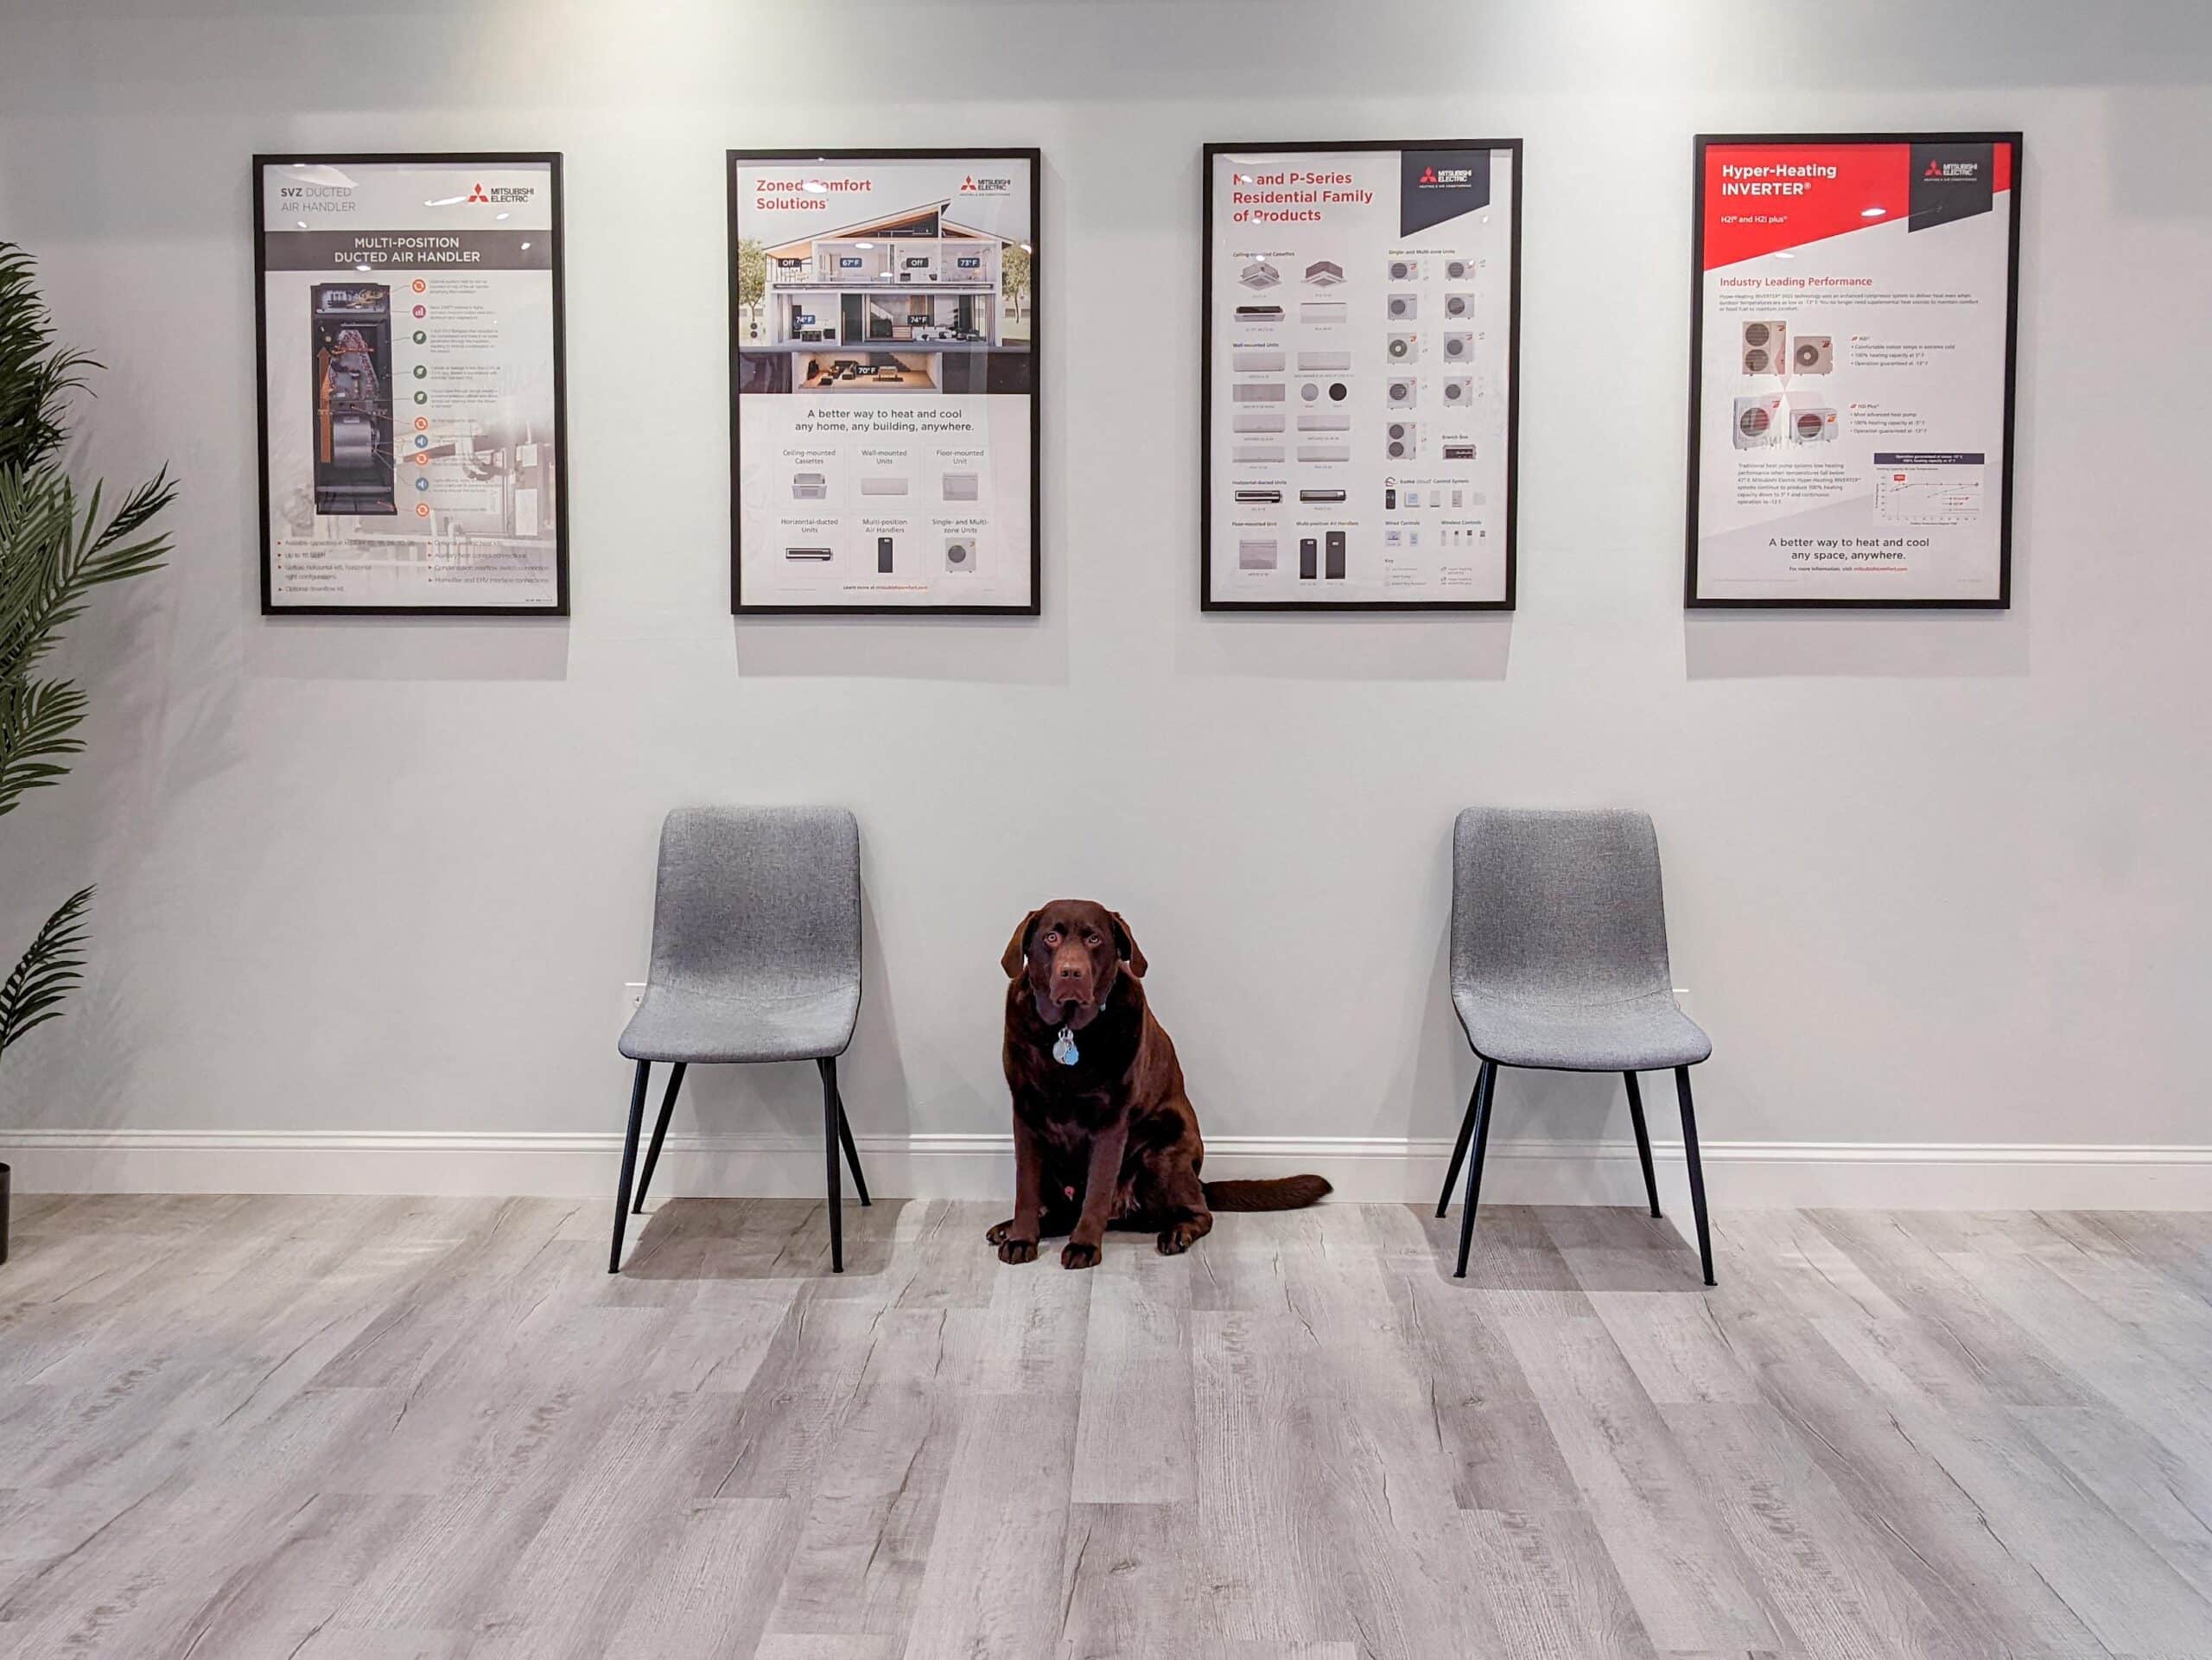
<box><xmin>1675</xmin><ymin>1065</ymin><xmax>1715</xmax><ymax>1287</ymax></box>
<box><xmin>632</xmin><ymin>1062</ymin><xmax>688</xmax><ymax>1215</ymax></box>
<box><xmin>817</xmin><ymin>1058</ymin><xmax>844</xmax><ymax>1273</ymax></box>
<box><xmin>1438</xmin><ymin>1076</ymin><xmax>1482</xmax><ymax>1218</ymax></box>
<box><xmin>1453</xmin><ymin>1060</ymin><xmax>1497</xmax><ymax>1278</ymax></box>
<box><xmin>829</xmin><ymin>1065</ymin><xmax>869</xmax><ymax>1206</ymax></box>
<box><xmin>610</xmin><ymin>1060</ymin><xmax>651</xmax><ymax>1274</ymax></box>
<box><xmin>1624</xmin><ymin>1071</ymin><xmax>1661</xmax><ymax>1218</ymax></box>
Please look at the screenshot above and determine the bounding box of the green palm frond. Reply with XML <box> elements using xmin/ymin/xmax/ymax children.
<box><xmin>0</xmin><ymin>885</ymin><xmax>93</xmax><ymax>1056</ymax></box>
<box><xmin>0</xmin><ymin>239</ymin><xmax>175</xmax><ymax>1067</ymax></box>
<box><xmin>0</xmin><ymin>243</ymin><xmax>95</xmax><ymax>475</ymax></box>
<box><xmin>0</xmin><ymin>468</ymin><xmax>176</xmax><ymax>687</ymax></box>
<box><xmin>0</xmin><ymin>673</ymin><xmax>89</xmax><ymax>815</ymax></box>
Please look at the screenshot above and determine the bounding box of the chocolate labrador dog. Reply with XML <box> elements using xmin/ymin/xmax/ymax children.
<box><xmin>990</xmin><ymin>900</ymin><xmax>1331</xmax><ymax>1269</ymax></box>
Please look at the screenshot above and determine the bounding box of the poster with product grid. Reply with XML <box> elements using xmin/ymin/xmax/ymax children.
<box><xmin>1202</xmin><ymin>140</ymin><xmax>1521</xmax><ymax>611</ymax></box>
<box><xmin>1687</xmin><ymin>132</ymin><xmax>2023</xmax><ymax>607</ymax></box>
<box><xmin>729</xmin><ymin>149</ymin><xmax>1041</xmax><ymax>614</ymax></box>
<box><xmin>254</xmin><ymin>152</ymin><xmax>569</xmax><ymax>615</ymax></box>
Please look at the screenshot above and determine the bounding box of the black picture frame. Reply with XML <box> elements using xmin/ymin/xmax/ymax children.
<box><xmin>1199</xmin><ymin>138</ymin><xmax>1522</xmax><ymax>613</ymax></box>
<box><xmin>1685</xmin><ymin>130</ymin><xmax>2024</xmax><ymax>610</ymax></box>
<box><xmin>728</xmin><ymin>147</ymin><xmax>1044</xmax><ymax>616</ymax></box>
<box><xmin>252</xmin><ymin>151</ymin><xmax>570</xmax><ymax>617</ymax></box>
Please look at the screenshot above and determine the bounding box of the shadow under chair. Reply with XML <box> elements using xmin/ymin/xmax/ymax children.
<box><xmin>611</xmin><ymin>805</ymin><xmax>871</xmax><ymax>1275</ymax></box>
<box><xmin>1439</xmin><ymin>806</ymin><xmax>1717</xmax><ymax>1286</ymax></box>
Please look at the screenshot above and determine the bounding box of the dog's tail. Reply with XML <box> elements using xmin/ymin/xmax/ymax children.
<box><xmin>1202</xmin><ymin>1174</ymin><xmax>1332</xmax><ymax>1212</ymax></box>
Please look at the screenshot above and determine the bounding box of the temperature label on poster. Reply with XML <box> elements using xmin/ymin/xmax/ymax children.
<box><xmin>1203</xmin><ymin>141</ymin><xmax>1520</xmax><ymax>611</ymax></box>
<box><xmin>729</xmin><ymin>149</ymin><xmax>1040</xmax><ymax>614</ymax></box>
<box><xmin>1688</xmin><ymin>133</ymin><xmax>2021</xmax><ymax>607</ymax></box>
<box><xmin>254</xmin><ymin>154</ymin><xmax>568</xmax><ymax>614</ymax></box>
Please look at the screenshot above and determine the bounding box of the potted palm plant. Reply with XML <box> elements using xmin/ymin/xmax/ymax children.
<box><xmin>0</xmin><ymin>241</ymin><xmax>176</xmax><ymax>1262</ymax></box>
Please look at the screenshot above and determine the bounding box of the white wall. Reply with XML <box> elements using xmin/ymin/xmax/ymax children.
<box><xmin>3</xmin><ymin>0</ymin><xmax>2209</xmax><ymax>1199</ymax></box>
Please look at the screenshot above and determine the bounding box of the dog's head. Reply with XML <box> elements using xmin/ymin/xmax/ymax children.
<box><xmin>1001</xmin><ymin>900</ymin><xmax>1146</xmax><ymax>1030</ymax></box>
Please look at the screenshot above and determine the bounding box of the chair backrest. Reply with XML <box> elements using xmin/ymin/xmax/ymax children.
<box><xmin>1452</xmin><ymin>808</ymin><xmax>1675</xmax><ymax>1005</ymax></box>
<box><xmin>648</xmin><ymin>805</ymin><xmax>860</xmax><ymax>993</ymax></box>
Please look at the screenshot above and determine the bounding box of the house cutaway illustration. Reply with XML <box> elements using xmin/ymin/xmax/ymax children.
<box><xmin>756</xmin><ymin>200</ymin><xmax>1027</xmax><ymax>393</ymax></box>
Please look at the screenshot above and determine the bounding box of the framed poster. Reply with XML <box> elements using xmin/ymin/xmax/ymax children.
<box><xmin>254</xmin><ymin>152</ymin><xmax>569</xmax><ymax>615</ymax></box>
<box><xmin>729</xmin><ymin>149</ymin><xmax>1041</xmax><ymax>614</ymax></box>
<box><xmin>1687</xmin><ymin>132</ymin><xmax>2022</xmax><ymax>607</ymax></box>
<box><xmin>1202</xmin><ymin>140</ymin><xmax>1520</xmax><ymax>611</ymax></box>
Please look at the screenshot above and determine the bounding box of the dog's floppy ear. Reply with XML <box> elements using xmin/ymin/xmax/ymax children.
<box><xmin>1001</xmin><ymin>908</ymin><xmax>1043</xmax><ymax>979</ymax></box>
<box><xmin>1109</xmin><ymin>911</ymin><xmax>1147</xmax><ymax>977</ymax></box>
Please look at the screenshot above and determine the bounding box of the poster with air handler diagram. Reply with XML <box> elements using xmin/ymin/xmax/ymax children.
<box><xmin>729</xmin><ymin>149</ymin><xmax>1041</xmax><ymax>614</ymax></box>
<box><xmin>1688</xmin><ymin>133</ymin><xmax>2022</xmax><ymax>607</ymax></box>
<box><xmin>254</xmin><ymin>153</ymin><xmax>569</xmax><ymax>615</ymax></box>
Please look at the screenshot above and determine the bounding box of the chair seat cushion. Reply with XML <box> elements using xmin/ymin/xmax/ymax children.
<box><xmin>1453</xmin><ymin>989</ymin><xmax>1712</xmax><ymax>1072</ymax></box>
<box><xmin>619</xmin><ymin>980</ymin><xmax>859</xmax><ymax>1064</ymax></box>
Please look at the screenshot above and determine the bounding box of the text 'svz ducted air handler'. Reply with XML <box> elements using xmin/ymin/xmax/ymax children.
<box><xmin>311</xmin><ymin>283</ymin><xmax>396</xmax><ymax>516</ymax></box>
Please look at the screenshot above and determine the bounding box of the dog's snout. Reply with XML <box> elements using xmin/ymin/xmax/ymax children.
<box><xmin>1050</xmin><ymin>945</ymin><xmax>1093</xmax><ymax>997</ymax></box>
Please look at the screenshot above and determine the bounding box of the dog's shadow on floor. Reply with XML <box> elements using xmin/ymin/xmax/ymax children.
<box><xmin>618</xmin><ymin>1196</ymin><xmax>908</xmax><ymax>1281</ymax></box>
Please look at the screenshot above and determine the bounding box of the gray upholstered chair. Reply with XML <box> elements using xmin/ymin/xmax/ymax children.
<box><xmin>1440</xmin><ymin>808</ymin><xmax>1716</xmax><ymax>1285</ymax></box>
<box><xmin>611</xmin><ymin>806</ymin><xmax>870</xmax><ymax>1274</ymax></box>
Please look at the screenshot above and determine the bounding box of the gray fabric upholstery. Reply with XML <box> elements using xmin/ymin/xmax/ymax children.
<box><xmin>1451</xmin><ymin>807</ymin><xmax>1711</xmax><ymax>1072</ymax></box>
<box><xmin>619</xmin><ymin>806</ymin><xmax>861</xmax><ymax>1065</ymax></box>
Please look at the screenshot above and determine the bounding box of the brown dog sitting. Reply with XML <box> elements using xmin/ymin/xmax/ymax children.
<box><xmin>989</xmin><ymin>900</ymin><xmax>1331</xmax><ymax>1269</ymax></box>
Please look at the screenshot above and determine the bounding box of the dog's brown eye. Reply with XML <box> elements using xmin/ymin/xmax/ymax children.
<box><xmin>1085</xmin><ymin>934</ymin><xmax>1102</xmax><ymax>947</ymax></box>
<box><xmin>1043</xmin><ymin>931</ymin><xmax>1060</xmax><ymax>945</ymax></box>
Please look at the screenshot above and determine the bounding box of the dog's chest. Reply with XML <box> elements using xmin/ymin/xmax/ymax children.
<box><xmin>1018</xmin><ymin>1086</ymin><xmax>1120</xmax><ymax>1151</ymax></box>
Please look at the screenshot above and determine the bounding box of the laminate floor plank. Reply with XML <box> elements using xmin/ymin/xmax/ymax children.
<box><xmin>1495</xmin><ymin>1311</ymin><xmax>1791</xmax><ymax>1656</ymax></box>
<box><xmin>3</xmin><ymin>1197</ymin><xmax>2210</xmax><ymax>1657</ymax></box>
<box><xmin>1070</xmin><ymin>1245</ymin><xmax>1196</xmax><ymax>1504</ymax></box>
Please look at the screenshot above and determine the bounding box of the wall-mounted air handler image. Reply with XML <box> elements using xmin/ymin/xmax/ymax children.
<box><xmin>1733</xmin><ymin>393</ymin><xmax>1785</xmax><ymax>449</ymax></box>
<box><xmin>310</xmin><ymin>283</ymin><xmax>396</xmax><ymax>516</ymax></box>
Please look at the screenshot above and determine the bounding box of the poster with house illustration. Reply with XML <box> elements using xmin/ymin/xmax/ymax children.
<box><xmin>730</xmin><ymin>150</ymin><xmax>1039</xmax><ymax>613</ymax></box>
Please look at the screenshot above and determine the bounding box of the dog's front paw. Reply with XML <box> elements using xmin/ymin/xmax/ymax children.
<box><xmin>1156</xmin><ymin>1220</ymin><xmax>1207</xmax><ymax>1256</ymax></box>
<box><xmin>1060</xmin><ymin>1240</ymin><xmax>1101</xmax><ymax>1270</ymax></box>
<box><xmin>986</xmin><ymin>1218</ymin><xmax>1016</xmax><ymax>1245</ymax></box>
<box><xmin>996</xmin><ymin>1234</ymin><xmax>1039</xmax><ymax>1264</ymax></box>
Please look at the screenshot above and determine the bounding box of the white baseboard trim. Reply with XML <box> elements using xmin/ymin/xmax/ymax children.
<box><xmin>4</xmin><ymin>1129</ymin><xmax>2210</xmax><ymax>1212</ymax></box>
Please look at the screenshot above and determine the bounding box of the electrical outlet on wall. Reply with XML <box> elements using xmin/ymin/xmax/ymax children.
<box><xmin>620</xmin><ymin>982</ymin><xmax>645</xmax><ymax>1034</ymax></box>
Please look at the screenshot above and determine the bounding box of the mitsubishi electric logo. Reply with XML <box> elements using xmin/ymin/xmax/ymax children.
<box><xmin>960</xmin><ymin>174</ymin><xmax>1014</xmax><ymax>194</ymax></box>
<box><xmin>1908</xmin><ymin>142</ymin><xmax>1995</xmax><ymax>232</ymax></box>
<box><xmin>467</xmin><ymin>182</ymin><xmax>491</xmax><ymax>203</ymax></box>
<box><xmin>1401</xmin><ymin>148</ymin><xmax>1491</xmax><ymax>236</ymax></box>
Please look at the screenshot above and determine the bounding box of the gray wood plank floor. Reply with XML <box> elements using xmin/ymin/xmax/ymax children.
<box><xmin>2</xmin><ymin>1195</ymin><xmax>2210</xmax><ymax>1657</ymax></box>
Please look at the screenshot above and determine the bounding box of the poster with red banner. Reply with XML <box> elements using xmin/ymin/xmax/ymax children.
<box><xmin>1687</xmin><ymin>133</ymin><xmax>2022</xmax><ymax>607</ymax></box>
